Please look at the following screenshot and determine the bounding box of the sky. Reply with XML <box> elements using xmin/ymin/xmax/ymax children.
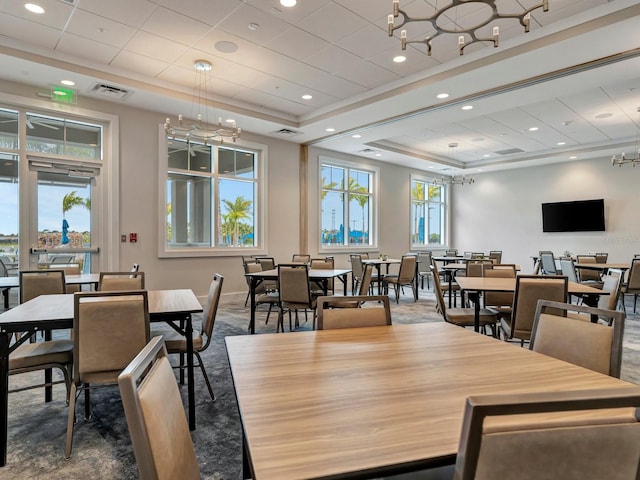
<box><xmin>0</xmin><ymin>182</ymin><xmax>90</xmax><ymax>236</ymax></box>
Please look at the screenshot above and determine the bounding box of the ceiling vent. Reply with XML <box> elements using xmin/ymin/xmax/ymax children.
<box><xmin>359</xmin><ymin>148</ymin><xmax>380</xmax><ymax>155</ymax></box>
<box><xmin>495</xmin><ymin>147</ymin><xmax>524</xmax><ymax>155</ymax></box>
<box><xmin>90</xmin><ymin>83</ymin><xmax>132</xmax><ymax>100</ymax></box>
<box><xmin>270</xmin><ymin>128</ymin><xmax>302</xmax><ymax>136</ymax></box>
<box><xmin>58</xmin><ymin>0</ymin><xmax>75</xmax><ymax>4</ymax></box>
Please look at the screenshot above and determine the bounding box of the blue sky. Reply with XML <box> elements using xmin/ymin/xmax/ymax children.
<box><xmin>0</xmin><ymin>182</ymin><xmax>90</xmax><ymax>236</ymax></box>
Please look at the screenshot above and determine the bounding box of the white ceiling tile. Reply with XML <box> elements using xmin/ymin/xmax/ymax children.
<box><xmin>335</xmin><ymin>59</ymin><xmax>400</xmax><ymax>89</ymax></box>
<box><xmin>334</xmin><ymin>0</ymin><xmax>393</xmax><ymax>23</ymax></box>
<box><xmin>305</xmin><ymin>45</ymin><xmax>362</xmax><ymax>75</ymax></box>
<box><xmin>0</xmin><ymin>12</ymin><xmax>61</xmax><ymax>49</ymax></box>
<box><xmin>296</xmin><ymin>3</ymin><xmax>369</xmax><ymax>43</ymax></box>
<box><xmin>267</xmin><ymin>26</ymin><xmax>330</xmax><ymax>61</ymax></box>
<box><xmin>110</xmin><ymin>51</ymin><xmax>170</xmax><ymax>78</ymax></box>
<box><xmin>151</xmin><ymin>0</ymin><xmax>240</xmax><ymax>27</ymax></box>
<box><xmin>244</xmin><ymin>0</ymin><xmax>330</xmax><ymax>23</ymax></box>
<box><xmin>77</xmin><ymin>0</ymin><xmax>156</xmax><ymax>28</ymax></box>
<box><xmin>216</xmin><ymin>3</ymin><xmax>292</xmax><ymax>44</ymax></box>
<box><xmin>340</xmin><ymin>24</ymin><xmax>398</xmax><ymax>60</ymax></box>
<box><xmin>0</xmin><ymin>0</ymin><xmax>73</xmax><ymax>29</ymax></box>
<box><xmin>124</xmin><ymin>31</ymin><xmax>189</xmax><ymax>63</ymax></box>
<box><xmin>141</xmin><ymin>7</ymin><xmax>212</xmax><ymax>46</ymax></box>
<box><xmin>55</xmin><ymin>33</ymin><xmax>119</xmax><ymax>64</ymax></box>
<box><xmin>65</xmin><ymin>10</ymin><xmax>136</xmax><ymax>49</ymax></box>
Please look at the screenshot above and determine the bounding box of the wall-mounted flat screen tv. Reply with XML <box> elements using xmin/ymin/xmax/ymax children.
<box><xmin>541</xmin><ymin>199</ymin><xmax>605</xmax><ymax>232</ymax></box>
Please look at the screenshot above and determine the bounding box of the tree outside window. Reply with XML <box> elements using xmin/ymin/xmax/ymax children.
<box><xmin>411</xmin><ymin>178</ymin><xmax>446</xmax><ymax>247</ymax></box>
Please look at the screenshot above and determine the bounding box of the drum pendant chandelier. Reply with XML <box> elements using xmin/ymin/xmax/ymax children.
<box><xmin>387</xmin><ymin>0</ymin><xmax>549</xmax><ymax>56</ymax></box>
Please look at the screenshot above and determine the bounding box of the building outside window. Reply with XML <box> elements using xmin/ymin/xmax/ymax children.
<box><xmin>320</xmin><ymin>159</ymin><xmax>376</xmax><ymax>248</ymax></box>
<box><xmin>411</xmin><ymin>176</ymin><xmax>446</xmax><ymax>247</ymax></box>
<box><xmin>165</xmin><ymin>137</ymin><xmax>260</xmax><ymax>251</ymax></box>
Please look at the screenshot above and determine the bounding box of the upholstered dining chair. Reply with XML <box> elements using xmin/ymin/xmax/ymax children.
<box><xmin>538</xmin><ymin>250</ymin><xmax>558</xmax><ymax>275</ymax></box>
<box><xmin>453</xmin><ymin>387</ymin><xmax>640</xmax><ymax>480</ymax></box>
<box><xmin>530</xmin><ymin>300</ymin><xmax>625</xmax><ymax>377</ymax></box>
<box><xmin>277</xmin><ymin>263</ymin><xmax>317</xmax><ymax>331</ymax></box>
<box><xmin>416</xmin><ymin>251</ymin><xmax>433</xmax><ymax>290</ymax></box>
<box><xmin>256</xmin><ymin>256</ymin><xmax>278</xmax><ymax>293</ymax></box>
<box><xmin>61</xmin><ymin>265</ymin><xmax>81</xmax><ymax>293</ymax></box>
<box><xmin>11</xmin><ymin>272</ymin><xmax>72</xmax><ymax>401</ymax></box>
<box><xmin>319</xmin><ymin>264</ymin><xmax>375</xmax><ymax>309</ymax></box>
<box><xmin>292</xmin><ymin>253</ymin><xmax>311</xmax><ymax>263</ymax></box>
<box><xmin>482</xmin><ymin>264</ymin><xmax>516</xmax><ymax>316</ymax></box>
<box><xmin>66</xmin><ymin>290</ymin><xmax>150</xmax><ymax>458</ymax></box>
<box><xmin>498</xmin><ymin>274</ymin><xmax>568</xmax><ymax>345</ymax></box>
<box><xmin>431</xmin><ymin>264</ymin><xmax>497</xmax><ymax>336</ymax></box>
<box><xmin>98</xmin><ymin>271</ymin><xmax>145</xmax><ymax>291</ymax></box>
<box><xmin>119</xmin><ymin>336</ymin><xmax>200</xmax><ymax>480</ymax></box>
<box><xmin>310</xmin><ymin>256</ymin><xmax>335</xmax><ymax>295</ymax></box>
<box><xmin>350</xmin><ymin>254</ymin><xmax>365</xmax><ymax>294</ymax></box>
<box><xmin>152</xmin><ymin>274</ymin><xmax>223</xmax><ymax>402</ymax></box>
<box><xmin>244</xmin><ymin>261</ymin><xmax>279</xmax><ymax>326</ymax></box>
<box><xmin>383</xmin><ymin>254</ymin><xmax>417</xmax><ymax>303</ymax></box>
<box><xmin>620</xmin><ymin>257</ymin><xmax>640</xmax><ymax>313</ymax></box>
<box><xmin>316</xmin><ymin>295</ymin><xmax>391</xmax><ymax>330</ymax></box>
<box><xmin>488</xmin><ymin>250</ymin><xmax>502</xmax><ymax>264</ymax></box>
<box><xmin>576</xmin><ymin>254</ymin><xmax>604</xmax><ymax>283</ymax></box>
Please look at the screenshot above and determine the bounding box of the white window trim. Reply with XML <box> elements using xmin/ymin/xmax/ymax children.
<box><xmin>0</xmin><ymin>91</ymin><xmax>119</xmax><ymax>272</ymax></box>
<box><xmin>410</xmin><ymin>173</ymin><xmax>450</xmax><ymax>249</ymax></box>
<box><xmin>157</xmin><ymin>125</ymin><xmax>268</xmax><ymax>258</ymax></box>
<box><xmin>319</xmin><ymin>155</ymin><xmax>379</xmax><ymax>254</ymax></box>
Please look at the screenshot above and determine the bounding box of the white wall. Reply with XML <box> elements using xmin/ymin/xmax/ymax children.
<box><xmin>452</xmin><ymin>158</ymin><xmax>640</xmax><ymax>273</ymax></box>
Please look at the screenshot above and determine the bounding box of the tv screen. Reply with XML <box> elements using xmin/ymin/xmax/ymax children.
<box><xmin>541</xmin><ymin>199</ymin><xmax>605</xmax><ymax>232</ymax></box>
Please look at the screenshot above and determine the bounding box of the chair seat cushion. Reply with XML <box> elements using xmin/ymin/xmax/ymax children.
<box><xmin>9</xmin><ymin>340</ymin><xmax>73</xmax><ymax>370</ymax></box>
<box><xmin>446</xmin><ymin>308</ymin><xmax>496</xmax><ymax>327</ymax></box>
<box><xmin>149</xmin><ymin>329</ymin><xmax>204</xmax><ymax>352</ymax></box>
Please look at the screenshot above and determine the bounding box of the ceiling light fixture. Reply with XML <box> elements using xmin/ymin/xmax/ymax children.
<box><xmin>611</xmin><ymin>107</ymin><xmax>640</xmax><ymax>167</ymax></box>
<box><xmin>164</xmin><ymin>60</ymin><xmax>240</xmax><ymax>144</ymax></box>
<box><xmin>388</xmin><ymin>0</ymin><xmax>548</xmax><ymax>56</ymax></box>
<box><xmin>432</xmin><ymin>176</ymin><xmax>475</xmax><ymax>186</ymax></box>
<box><xmin>280</xmin><ymin>0</ymin><xmax>296</xmax><ymax>7</ymax></box>
<box><xmin>24</xmin><ymin>3</ymin><xmax>44</xmax><ymax>14</ymax></box>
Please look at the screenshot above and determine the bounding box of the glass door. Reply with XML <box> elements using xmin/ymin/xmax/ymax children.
<box><xmin>0</xmin><ymin>154</ymin><xmax>19</xmax><ymax>275</ymax></box>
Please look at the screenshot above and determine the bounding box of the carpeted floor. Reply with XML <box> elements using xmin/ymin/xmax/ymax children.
<box><xmin>4</xmin><ymin>287</ymin><xmax>640</xmax><ymax>479</ymax></box>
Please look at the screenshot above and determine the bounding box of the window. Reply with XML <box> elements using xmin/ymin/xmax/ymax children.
<box><xmin>411</xmin><ymin>176</ymin><xmax>447</xmax><ymax>247</ymax></box>
<box><xmin>320</xmin><ymin>159</ymin><xmax>376</xmax><ymax>248</ymax></box>
<box><xmin>25</xmin><ymin>113</ymin><xmax>102</xmax><ymax>159</ymax></box>
<box><xmin>164</xmin><ymin>137</ymin><xmax>261</xmax><ymax>253</ymax></box>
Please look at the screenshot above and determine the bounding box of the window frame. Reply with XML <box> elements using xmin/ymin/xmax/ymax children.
<box><xmin>410</xmin><ymin>174</ymin><xmax>449</xmax><ymax>249</ymax></box>
<box><xmin>319</xmin><ymin>155</ymin><xmax>378</xmax><ymax>254</ymax></box>
<box><xmin>158</xmin><ymin>125</ymin><xmax>268</xmax><ymax>258</ymax></box>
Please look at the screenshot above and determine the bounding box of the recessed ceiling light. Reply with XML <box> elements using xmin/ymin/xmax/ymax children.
<box><xmin>461</xmin><ymin>105</ymin><xmax>473</xmax><ymax>111</ymax></box>
<box><xmin>352</xmin><ymin>134</ymin><xmax>361</xmax><ymax>139</ymax></box>
<box><xmin>436</xmin><ymin>93</ymin><xmax>449</xmax><ymax>99</ymax></box>
<box><xmin>60</xmin><ymin>80</ymin><xmax>75</xmax><ymax>86</ymax></box>
<box><xmin>326</xmin><ymin>127</ymin><xmax>335</xmax><ymax>132</ymax></box>
<box><xmin>428</xmin><ymin>166</ymin><xmax>434</xmax><ymax>169</ymax></box>
<box><xmin>393</xmin><ymin>55</ymin><xmax>406</xmax><ymax>63</ymax></box>
<box><xmin>477</xmin><ymin>169</ymin><xmax>483</xmax><ymax>172</ymax></box>
<box><xmin>25</xmin><ymin>3</ymin><xmax>44</xmax><ymax>14</ymax></box>
<box><xmin>557</xmin><ymin>141</ymin><xmax>566</xmax><ymax>146</ymax></box>
<box><xmin>226</xmin><ymin>119</ymin><xmax>235</xmax><ymax>124</ymax></box>
<box><xmin>483</xmin><ymin>154</ymin><xmax>490</xmax><ymax>158</ymax></box>
<box><xmin>302</xmin><ymin>94</ymin><xmax>312</xmax><ymax>100</ymax></box>
<box><xmin>569</xmin><ymin>155</ymin><xmax>577</xmax><ymax>159</ymax></box>
<box><xmin>280</xmin><ymin>0</ymin><xmax>296</xmax><ymax>6</ymax></box>
<box><xmin>528</xmin><ymin>127</ymin><xmax>539</xmax><ymax>131</ymax></box>
<box><xmin>374</xmin><ymin>153</ymin><xmax>382</xmax><ymax>157</ymax></box>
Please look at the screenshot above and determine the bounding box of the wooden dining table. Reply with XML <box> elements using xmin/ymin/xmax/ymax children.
<box><xmin>0</xmin><ymin>288</ymin><xmax>203</xmax><ymax>466</ymax></box>
<box><xmin>455</xmin><ymin>276</ymin><xmax>608</xmax><ymax>332</ymax></box>
<box><xmin>226</xmin><ymin>322</ymin><xmax>636</xmax><ymax>480</ymax></box>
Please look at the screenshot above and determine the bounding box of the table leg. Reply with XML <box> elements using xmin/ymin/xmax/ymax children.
<box><xmin>249</xmin><ymin>277</ymin><xmax>258</xmax><ymax>335</ymax></box>
<box><xmin>242</xmin><ymin>432</ymin><xmax>253</xmax><ymax>479</ymax></box>
<box><xmin>0</xmin><ymin>333</ymin><xmax>9</xmax><ymax>466</ymax></box>
<box><xmin>469</xmin><ymin>291</ymin><xmax>481</xmax><ymax>333</ymax></box>
<box><xmin>44</xmin><ymin>330</ymin><xmax>52</xmax><ymax>402</ymax></box>
<box><xmin>376</xmin><ymin>265</ymin><xmax>383</xmax><ymax>295</ymax></box>
<box><xmin>185</xmin><ymin>313</ymin><xmax>196</xmax><ymax>430</ymax></box>
<box><xmin>2</xmin><ymin>289</ymin><xmax>8</xmax><ymax>309</ymax></box>
<box><xmin>448</xmin><ymin>271</ymin><xmax>453</xmax><ymax>309</ymax></box>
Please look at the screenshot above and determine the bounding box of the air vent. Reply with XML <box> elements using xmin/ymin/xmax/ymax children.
<box><xmin>495</xmin><ymin>148</ymin><xmax>524</xmax><ymax>155</ymax></box>
<box><xmin>359</xmin><ymin>148</ymin><xmax>379</xmax><ymax>155</ymax></box>
<box><xmin>90</xmin><ymin>83</ymin><xmax>132</xmax><ymax>100</ymax></box>
<box><xmin>270</xmin><ymin>128</ymin><xmax>302</xmax><ymax>136</ymax></box>
<box><xmin>58</xmin><ymin>0</ymin><xmax>75</xmax><ymax>4</ymax></box>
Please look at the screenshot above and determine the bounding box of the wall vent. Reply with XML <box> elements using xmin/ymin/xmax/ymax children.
<box><xmin>270</xmin><ymin>128</ymin><xmax>302</xmax><ymax>136</ymax></box>
<box><xmin>90</xmin><ymin>83</ymin><xmax>132</xmax><ymax>100</ymax></box>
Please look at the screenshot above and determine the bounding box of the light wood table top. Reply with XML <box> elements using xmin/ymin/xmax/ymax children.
<box><xmin>226</xmin><ymin>323</ymin><xmax>633</xmax><ymax>480</ymax></box>
<box><xmin>455</xmin><ymin>276</ymin><xmax>607</xmax><ymax>296</ymax></box>
<box><xmin>575</xmin><ymin>263</ymin><xmax>630</xmax><ymax>271</ymax></box>
<box><xmin>0</xmin><ymin>273</ymin><xmax>100</xmax><ymax>289</ymax></box>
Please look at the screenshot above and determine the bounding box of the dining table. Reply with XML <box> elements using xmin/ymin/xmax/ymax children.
<box><xmin>0</xmin><ymin>288</ymin><xmax>203</xmax><ymax>467</ymax></box>
<box><xmin>455</xmin><ymin>276</ymin><xmax>608</xmax><ymax>332</ymax></box>
<box><xmin>226</xmin><ymin>322</ymin><xmax>636</xmax><ymax>480</ymax></box>
<box><xmin>245</xmin><ymin>268</ymin><xmax>351</xmax><ymax>334</ymax></box>
<box><xmin>0</xmin><ymin>273</ymin><xmax>101</xmax><ymax>309</ymax></box>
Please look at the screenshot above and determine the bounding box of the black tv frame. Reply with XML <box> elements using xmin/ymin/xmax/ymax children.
<box><xmin>541</xmin><ymin>199</ymin><xmax>605</xmax><ymax>233</ymax></box>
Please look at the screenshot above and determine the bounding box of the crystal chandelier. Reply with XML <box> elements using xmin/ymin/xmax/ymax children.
<box><xmin>611</xmin><ymin>107</ymin><xmax>640</xmax><ymax>167</ymax></box>
<box><xmin>164</xmin><ymin>60</ymin><xmax>241</xmax><ymax>144</ymax></box>
<box><xmin>388</xmin><ymin>0</ymin><xmax>549</xmax><ymax>56</ymax></box>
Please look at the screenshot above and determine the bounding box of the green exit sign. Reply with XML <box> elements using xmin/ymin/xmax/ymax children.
<box><xmin>50</xmin><ymin>86</ymin><xmax>76</xmax><ymax>104</ymax></box>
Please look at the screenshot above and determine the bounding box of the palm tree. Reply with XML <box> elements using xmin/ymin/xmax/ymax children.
<box><xmin>221</xmin><ymin>196</ymin><xmax>252</xmax><ymax>246</ymax></box>
<box><xmin>62</xmin><ymin>191</ymin><xmax>90</xmax><ymax>217</ymax></box>
<box><xmin>348</xmin><ymin>177</ymin><xmax>369</xmax><ymax>244</ymax></box>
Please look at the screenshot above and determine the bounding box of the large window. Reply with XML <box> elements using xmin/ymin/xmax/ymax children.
<box><xmin>164</xmin><ymin>137</ymin><xmax>261</xmax><ymax>252</ymax></box>
<box><xmin>320</xmin><ymin>159</ymin><xmax>376</xmax><ymax>248</ymax></box>
<box><xmin>411</xmin><ymin>177</ymin><xmax>447</xmax><ymax>247</ymax></box>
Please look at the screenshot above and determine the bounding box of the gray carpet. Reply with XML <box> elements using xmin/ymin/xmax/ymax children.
<box><xmin>4</xmin><ymin>287</ymin><xmax>640</xmax><ymax>479</ymax></box>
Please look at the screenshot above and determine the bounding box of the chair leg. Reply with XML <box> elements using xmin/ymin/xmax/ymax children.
<box><xmin>635</xmin><ymin>294</ymin><xmax>638</xmax><ymax>313</ymax></box>
<box><xmin>84</xmin><ymin>386</ymin><xmax>91</xmax><ymax>419</ymax></box>
<box><xmin>395</xmin><ymin>284</ymin><xmax>400</xmax><ymax>304</ymax></box>
<box><xmin>244</xmin><ymin>290</ymin><xmax>250</xmax><ymax>307</ymax></box>
<box><xmin>195</xmin><ymin>352</ymin><xmax>215</xmax><ymax>402</ymax></box>
<box><xmin>65</xmin><ymin>383</ymin><xmax>78</xmax><ymax>459</ymax></box>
